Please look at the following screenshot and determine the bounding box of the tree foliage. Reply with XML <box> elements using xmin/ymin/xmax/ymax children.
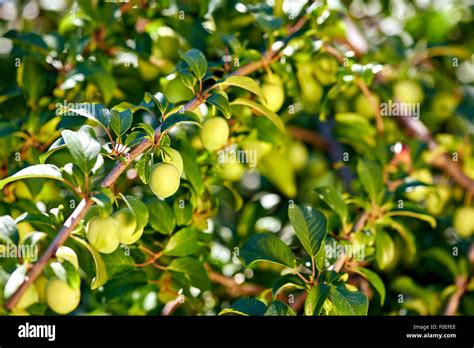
<box><xmin>0</xmin><ymin>0</ymin><xmax>473</xmax><ymax>316</ymax></box>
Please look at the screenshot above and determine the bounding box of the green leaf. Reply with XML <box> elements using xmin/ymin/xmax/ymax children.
<box><xmin>102</xmin><ymin>248</ymin><xmax>135</xmax><ymax>278</ymax></box>
<box><xmin>181</xmin><ymin>148</ymin><xmax>205</xmax><ymax>195</ymax></box>
<box><xmin>240</xmin><ymin>233</ymin><xmax>296</xmax><ymax>268</ymax></box>
<box><xmin>423</xmin><ymin>248</ymin><xmax>459</xmax><ymax>279</ymax></box>
<box><xmin>56</xmin><ymin>103</ymin><xmax>110</xmax><ymax>129</ymax></box>
<box><xmin>148</xmin><ymin>199</ymin><xmax>176</xmax><ymax>235</ymax></box>
<box><xmin>143</xmin><ymin>92</ymin><xmax>168</xmax><ymax>115</ymax></box>
<box><xmin>168</xmin><ymin>257</ymin><xmax>210</xmax><ymax>291</ymax></box>
<box><xmin>329</xmin><ymin>286</ymin><xmax>368</xmax><ymax>315</ymax></box>
<box><xmin>305</xmin><ymin>283</ymin><xmax>330</xmax><ymax>316</ymax></box>
<box><xmin>39</xmin><ymin>137</ymin><xmax>66</xmax><ymax>164</ymax></box>
<box><xmin>163</xmin><ymin>227</ymin><xmax>199</xmax><ymax>256</ymax></box>
<box><xmin>264</xmin><ymin>301</ymin><xmax>296</xmax><ymax>316</ymax></box>
<box><xmin>182</xmin><ymin>49</ymin><xmax>207</xmax><ymax>80</ymax></box>
<box><xmin>0</xmin><ymin>164</ymin><xmax>63</xmax><ymax>190</ymax></box>
<box><xmin>207</xmin><ymin>93</ymin><xmax>231</xmax><ymax>119</ymax></box>
<box><xmin>19</xmin><ymin>57</ymin><xmax>46</xmax><ymax>103</ymax></box>
<box><xmin>4</xmin><ymin>265</ymin><xmax>28</xmax><ymax>299</ymax></box>
<box><xmin>61</xmin><ymin>126</ymin><xmax>101</xmax><ymax>174</ymax></box>
<box><xmin>230</xmin><ymin>98</ymin><xmax>284</xmax><ymax>133</ymax></box>
<box><xmin>353</xmin><ymin>267</ymin><xmax>386</xmax><ymax>305</ymax></box>
<box><xmin>218</xmin><ymin>76</ymin><xmax>265</xmax><ymax>100</ymax></box>
<box><xmin>0</xmin><ymin>215</ymin><xmax>18</xmax><ymax>244</ymax></box>
<box><xmin>288</xmin><ymin>205</ymin><xmax>328</xmax><ymax>257</ymax></box>
<box><xmin>315</xmin><ymin>187</ymin><xmax>348</xmax><ymax>224</ymax></box>
<box><xmin>385</xmin><ymin>210</ymin><xmax>436</xmax><ymax>228</ymax></box>
<box><xmin>123</xmin><ymin>195</ymin><xmax>149</xmax><ymax>232</ymax></box>
<box><xmin>375</xmin><ymin>229</ymin><xmax>395</xmax><ymax>270</ymax></box>
<box><xmin>379</xmin><ymin>218</ymin><xmax>416</xmax><ymax>259</ymax></box>
<box><xmin>356</xmin><ymin>159</ymin><xmax>384</xmax><ymax>204</ymax></box>
<box><xmin>50</xmin><ymin>260</ymin><xmax>80</xmax><ymax>290</ymax></box>
<box><xmin>173</xmin><ymin>199</ymin><xmax>193</xmax><ymax>226</ymax></box>
<box><xmin>161</xmin><ymin>111</ymin><xmax>200</xmax><ymax>133</ymax></box>
<box><xmin>110</xmin><ymin>109</ymin><xmax>133</xmax><ymax>136</ymax></box>
<box><xmin>272</xmin><ymin>274</ymin><xmax>307</xmax><ymax>297</ymax></box>
<box><xmin>219</xmin><ymin>297</ymin><xmax>267</xmax><ymax>316</ymax></box>
<box><xmin>71</xmin><ymin>235</ymin><xmax>108</xmax><ymax>289</ymax></box>
<box><xmin>135</xmin><ymin>152</ymin><xmax>152</xmax><ymax>184</ymax></box>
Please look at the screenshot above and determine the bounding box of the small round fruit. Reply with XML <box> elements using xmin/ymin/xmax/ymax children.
<box><xmin>201</xmin><ymin>117</ymin><xmax>229</xmax><ymax>151</ymax></box>
<box><xmin>46</xmin><ymin>278</ymin><xmax>80</xmax><ymax>315</ymax></box>
<box><xmin>394</xmin><ymin>80</ymin><xmax>424</xmax><ymax>104</ymax></box>
<box><xmin>312</xmin><ymin>55</ymin><xmax>338</xmax><ymax>85</ymax></box>
<box><xmin>355</xmin><ymin>93</ymin><xmax>381</xmax><ymax>119</ymax></box>
<box><xmin>56</xmin><ymin>246</ymin><xmax>79</xmax><ymax>270</ymax></box>
<box><xmin>431</xmin><ymin>92</ymin><xmax>458</xmax><ymax>120</ymax></box>
<box><xmin>221</xmin><ymin>162</ymin><xmax>245</xmax><ymax>182</ymax></box>
<box><xmin>405</xmin><ymin>169</ymin><xmax>433</xmax><ymax>202</ymax></box>
<box><xmin>165</xmin><ymin>78</ymin><xmax>194</xmax><ymax>103</ymax></box>
<box><xmin>114</xmin><ymin>208</ymin><xmax>139</xmax><ymax>244</ymax></box>
<box><xmin>261</xmin><ymin>74</ymin><xmax>285</xmax><ymax>112</ymax></box>
<box><xmin>163</xmin><ymin>148</ymin><xmax>183</xmax><ymax>176</ymax></box>
<box><xmin>86</xmin><ymin>216</ymin><xmax>120</xmax><ymax>254</ymax></box>
<box><xmin>15</xmin><ymin>284</ymin><xmax>38</xmax><ymax>310</ymax></box>
<box><xmin>35</xmin><ymin>275</ymin><xmax>48</xmax><ymax>303</ymax></box>
<box><xmin>453</xmin><ymin>207</ymin><xmax>474</xmax><ymax>238</ymax></box>
<box><xmin>288</xmin><ymin>141</ymin><xmax>309</xmax><ymax>171</ymax></box>
<box><xmin>425</xmin><ymin>185</ymin><xmax>450</xmax><ymax>216</ymax></box>
<box><xmin>149</xmin><ymin>163</ymin><xmax>181</xmax><ymax>199</ymax></box>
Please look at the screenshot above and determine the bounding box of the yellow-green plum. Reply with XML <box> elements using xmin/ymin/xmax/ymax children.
<box><xmin>163</xmin><ymin>148</ymin><xmax>183</xmax><ymax>176</ymax></box>
<box><xmin>149</xmin><ymin>163</ymin><xmax>181</xmax><ymax>199</ymax></box>
<box><xmin>221</xmin><ymin>162</ymin><xmax>245</xmax><ymax>182</ymax></box>
<box><xmin>114</xmin><ymin>208</ymin><xmax>143</xmax><ymax>245</ymax></box>
<box><xmin>453</xmin><ymin>207</ymin><xmax>474</xmax><ymax>238</ymax></box>
<box><xmin>261</xmin><ymin>74</ymin><xmax>285</xmax><ymax>112</ymax></box>
<box><xmin>15</xmin><ymin>284</ymin><xmax>39</xmax><ymax>310</ymax></box>
<box><xmin>34</xmin><ymin>275</ymin><xmax>48</xmax><ymax>303</ymax></box>
<box><xmin>86</xmin><ymin>216</ymin><xmax>120</xmax><ymax>254</ymax></box>
<box><xmin>46</xmin><ymin>278</ymin><xmax>80</xmax><ymax>315</ymax></box>
<box><xmin>201</xmin><ymin>117</ymin><xmax>229</xmax><ymax>151</ymax></box>
<box><xmin>165</xmin><ymin>78</ymin><xmax>194</xmax><ymax>103</ymax></box>
<box><xmin>394</xmin><ymin>80</ymin><xmax>424</xmax><ymax>104</ymax></box>
<box><xmin>288</xmin><ymin>141</ymin><xmax>309</xmax><ymax>171</ymax></box>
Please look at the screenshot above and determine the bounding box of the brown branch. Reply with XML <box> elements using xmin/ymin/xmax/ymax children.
<box><xmin>208</xmin><ymin>269</ymin><xmax>264</xmax><ymax>298</ymax></box>
<box><xmin>288</xmin><ymin>126</ymin><xmax>329</xmax><ymax>150</ymax></box>
<box><xmin>444</xmin><ymin>276</ymin><xmax>468</xmax><ymax>315</ymax></box>
<box><xmin>4</xmin><ymin>14</ymin><xmax>311</xmax><ymax>311</ymax></box>
<box><xmin>355</xmin><ymin>77</ymin><xmax>384</xmax><ymax>134</ymax></box>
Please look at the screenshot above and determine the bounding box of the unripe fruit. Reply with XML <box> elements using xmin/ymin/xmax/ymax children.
<box><xmin>56</xmin><ymin>246</ymin><xmax>79</xmax><ymax>270</ymax></box>
<box><xmin>15</xmin><ymin>284</ymin><xmax>38</xmax><ymax>310</ymax></box>
<box><xmin>221</xmin><ymin>162</ymin><xmax>245</xmax><ymax>182</ymax></box>
<box><xmin>35</xmin><ymin>275</ymin><xmax>48</xmax><ymax>303</ymax></box>
<box><xmin>453</xmin><ymin>207</ymin><xmax>474</xmax><ymax>238</ymax></box>
<box><xmin>394</xmin><ymin>80</ymin><xmax>424</xmax><ymax>104</ymax></box>
<box><xmin>425</xmin><ymin>185</ymin><xmax>450</xmax><ymax>216</ymax></box>
<box><xmin>113</xmin><ymin>208</ymin><xmax>141</xmax><ymax>244</ymax></box>
<box><xmin>201</xmin><ymin>117</ymin><xmax>229</xmax><ymax>151</ymax></box>
<box><xmin>149</xmin><ymin>163</ymin><xmax>181</xmax><ymax>199</ymax></box>
<box><xmin>431</xmin><ymin>92</ymin><xmax>458</xmax><ymax>120</ymax></box>
<box><xmin>163</xmin><ymin>148</ymin><xmax>183</xmax><ymax>176</ymax></box>
<box><xmin>261</xmin><ymin>75</ymin><xmax>285</xmax><ymax>112</ymax></box>
<box><xmin>46</xmin><ymin>278</ymin><xmax>80</xmax><ymax>315</ymax></box>
<box><xmin>312</xmin><ymin>55</ymin><xmax>338</xmax><ymax>85</ymax></box>
<box><xmin>86</xmin><ymin>216</ymin><xmax>120</xmax><ymax>254</ymax></box>
<box><xmin>165</xmin><ymin>78</ymin><xmax>194</xmax><ymax>103</ymax></box>
<box><xmin>288</xmin><ymin>141</ymin><xmax>309</xmax><ymax>171</ymax></box>
<box><xmin>405</xmin><ymin>169</ymin><xmax>433</xmax><ymax>202</ymax></box>
<box><xmin>355</xmin><ymin>93</ymin><xmax>381</xmax><ymax>119</ymax></box>
<box><xmin>241</xmin><ymin>140</ymin><xmax>272</xmax><ymax>161</ymax></box>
